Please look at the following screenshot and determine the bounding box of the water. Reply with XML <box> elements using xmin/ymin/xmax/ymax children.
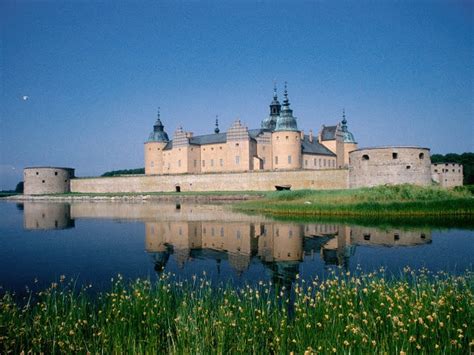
<box><xmin>0</xmin><ymin>200</ymin><xmax>472</xmax><ymax>295</ymax></box>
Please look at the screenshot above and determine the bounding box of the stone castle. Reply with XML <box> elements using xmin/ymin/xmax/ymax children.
<box><xmin>144</xmin><ymin>84</ymin><xmax>356</xmax><ymax>176</ymax></box>
<box><xmin>23</xmin><ymin>84</ymin><xmax>463</xmax><ymax>195</ymax></box>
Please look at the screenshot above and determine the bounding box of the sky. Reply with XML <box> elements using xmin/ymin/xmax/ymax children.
<box><xmin>1</xmin><ymin>0</ymin><xmax>473</xmax><ymax>190</ymax></box>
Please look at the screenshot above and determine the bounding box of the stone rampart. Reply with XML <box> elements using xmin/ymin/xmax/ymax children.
<box><xmin>71</xmin><ymin>169</ymin><xmax>349</xmax><ymax>193</ymax></box>
<box><xmin>349</xmin><ymin>147</ymin><xmax>431</xmax><ymax>188</ymax></box>
<box><xmin>24</xmin><ymin>167</ymin><xmax>75</xmax><ymax>195</ymax></box>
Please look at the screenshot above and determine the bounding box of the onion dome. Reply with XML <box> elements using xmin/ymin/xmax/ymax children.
<box><xmin>147</xmin><ymin>108</ymin><xmax>170</xmax><ymax>142</ymax></box>
<box><xmin>340</xmin><ymin>109</ymin><xmax>356</xmax><ymax>143</ymax></box>
<box><xmin>275</xmin><ymin>82</ymin><xmax>298</xmax><ymax>131</ymax></box>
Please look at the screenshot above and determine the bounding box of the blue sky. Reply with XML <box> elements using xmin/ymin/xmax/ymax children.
<box><xmin>1</xmin><ymin>0</ymin><xmax>473</xmax><ymax>189</ymax></box>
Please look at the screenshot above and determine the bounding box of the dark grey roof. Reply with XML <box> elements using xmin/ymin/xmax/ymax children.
<box><xmin>189</xmin><ymin>132</ymin><xmax>227</xmax><ymax>145</ymax></box>
<box><xmin>301</xmin><ymin>136</ymin><xmax>336</xmax><ymax>156</ymax></box>
<box><xmin>163</xmin><ymin>141</ymin><xmax>173</xmax><ymax>150</ymax></box>
<box><xmin>248</xmin><ymin>129</ymin><xmax>265</xmax><ymax>138</ymax></box>
<box><xmin>321</xmin><ymin>125</ymin><xmax>337</xmax><ymax>141</ymax></box>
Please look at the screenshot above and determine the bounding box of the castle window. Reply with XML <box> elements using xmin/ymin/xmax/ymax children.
<box><xmin>275</xmin><ymin>156</ymin><xmax>278</xmax><ymax>165</ymax></box>
<box><xmin>392</xmin><ymin>153</ymin><xmax>398</xmax><ymax>159</ymax></box>
<box><xmin>36</xmin><ymin>172</ymin><xmax>39</xmax><ymax>175</ymax></box>
<box><xmin>235</xmin><ymin>156</ymin><xmax>240</xmax><ymax>165</ymax></box>
<box><xmin>288</xmin><ymin>155</ymin><xmax>292</xmax><ymax>164</ymax></box>
<box><xmin>219</xmin><ymin>146</ymin><xmax>222</xmax><ymax>150</ymax></box>
<box><xmin>178</xmin><ymin>160</ymin><xmax>181</xmax><ymax>167</ymax></box>
<box><xmin>194</xmin><ymin>160</ymin><xmax>197</xmax><ymax>168</ymax></box>
<box><xmin>211</xmin><ymin>159</ymin><xmax>214</xmax><ymax>167</ymax></box>
<box><xmin>55</xmin><ymin>171</ymin><xmax>58</xmax><ymax>176</ymax></box>
<box><xmin>406</xmin><ymin>165</ymin><xmax>411</xmax><ymax>169</ymax></box>
<box><xmin>421</xmin><ymin>233</ymin><xmax>426</xmax><ymax>239</ymax></box>
<box><xmin>314</xmin><ymin>158</ymin><xmax>317</xmax><ymax>165</ymax></box>
<box><xmin>434</xmin><ymin>169</ymin><xmax>438</xmax><ymax>172</ymax></box>
<box><xmin>157</xmin><ymin>148</ymin><xmax>160</xmax><ymax>150</ymax></box>
<box><xmin>211</xmin><ymin>147</ymin><xmax>214</xmax><ymax>151</ymax></box>
<box><xmin>363</xmin><ymin>234</ymin><xmax>371</xmax><ymax>241</ymax></box>
<box><xmin>202</xmin><ymin>160</ymin><xmax>205</xmax><ymax>167</ymax></box>
<box><xmin>419</xmin><ymin>153</ymin><xmax>424</xmax><ymax>159</ymax></box>
<box><xmin>149</xmin><ymin>148</ymin><xmax>151</xmax><ymax>151</ymax></box>
<box><xmin>151</xmin><ymin>161</ymin><xmax>154</xmax><ymax>167</ymax></box>
<box><xmin>286</xmin><ymin>136</ymin><xmax>289</xmax><ymax>140</ymax></box>
<box><xmin>452</xmin><ymin>169</ymin><xmax>455</xmax><ymax>172</ymax></box>
<box><xmin>305</xmin><ymin>160</ymin><xmax>308</xmax><ymax>166</ymax></box>
<box><xmin>220</xmin><ymin>159</ymin><xmax>223</xmax><ymax>166</ymax></box>
<box><xmin>319</xmin><ymin>159</ymin><xmax>321</xmax><ymax>167</ymax></box>
<box><xmin>235</xmin><ymin>143</ymin><xmax>239</xmax><ymax>147</ymax></box>
<box><xmin>42</xmin><ymin>180</ymin><xmax>45</xmax><ymax>183</ymax></box>
<box><xmin>262</xmin><ymin>146</ymin><xmax>265</xmax><ymax>151</ymax></box>
<box><xmin>394</xmin><ymin>234</ymin><xmax>400</xmax><ymax>241</ymax></box>
<box><xmin>203</xmin><ymin>148</ymin><xmax>206</xmax><ymax>151</ymax></box>
<box><xmin>190</xmin><ymin>148</ymin><xmax>193</xmax><ymax>151</ymax></box>
<box><xmin>324</xmin><ymin>159</ymin><xmax>326</xmax><ymax>167</ymax></box>
<box><xmin>362</xmin><ymin>154</ymin><xmax>369</xmax><ymax>161</ymax></box>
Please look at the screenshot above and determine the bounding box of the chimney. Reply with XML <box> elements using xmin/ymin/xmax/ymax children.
<box><xmin>309</xmin><ymin>129</ymin><xmax>313</xmax><ymax>143</ymax></box>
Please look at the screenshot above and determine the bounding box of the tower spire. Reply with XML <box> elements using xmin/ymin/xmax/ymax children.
<box><xmin>283</xmin><ymin>81</ymin><xmax>289</xmax><ymax>106</ymax></box>
<box><xmin>342</xmin><ymin>108</ymin><xmax>347</xmax><ymax>125</ymax></box>
<box><xmin>214</xmin><ymin>115</ymin><xmax>220</xmax><ymax>134</ymax></box>
<box><xmin>273</xmin><ymin>80</ymin><xmax>278</xmax><ymax>100</ymax></box>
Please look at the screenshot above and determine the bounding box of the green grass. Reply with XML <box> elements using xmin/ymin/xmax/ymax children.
<box><xmin>1</xmin><ymin>270</ymin><xmax>472</xmax><ymax>353</ymax></box>
<box><xmin>235</xmin><ymin>184</ymin><xmax>474</xmax><ymax>218</ymax></box>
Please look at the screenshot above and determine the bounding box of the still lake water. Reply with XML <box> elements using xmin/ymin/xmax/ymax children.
<box><xmin>0</xmin><ymin>200</ymin><xmax>472</xmax><ymax>295</ymax></box>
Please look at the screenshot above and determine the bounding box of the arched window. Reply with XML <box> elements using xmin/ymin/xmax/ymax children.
<box><xmin>362</xmin><ymin>154</ymin><xmax>369</xmax><ymax>161</ymax></box>
<box><xmin>419</xmin><ymin>153</ymin><xmax>424</xmax><ymax>159</ymax></box>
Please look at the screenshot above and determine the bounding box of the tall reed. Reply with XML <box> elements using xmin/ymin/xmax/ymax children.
<box><xmin>1</xmin><ymin>269</ymin><xmax>472</xmax><ymax>353</ymax></box>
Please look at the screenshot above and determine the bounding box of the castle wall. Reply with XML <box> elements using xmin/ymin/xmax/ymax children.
<box><xmin>24</xmin><ymin>167</ymin><xmax>75</xmax><ymax>195</ymax></box>
<box><xmin>271</xmin><ymin>131</ymin><xmax>302</xmax><ymax>170</ymax></box>
<box><xmin>71</xmin><ymin>168</ymin><xmax>349</xmax><ymax>193</ymax></box>
<box><xmin>201</xmin><ymin>143</ymin><xmax>227</xmax><ymax>173</ymax></box>
<box><xmin>348</xmin><ymin>147</ymin><xmax>431</xmax><ymax>188</ymax></box>
<box><xmin>144</xmin><ymin>142</ymin><xmax>166</xmax><ymax>175</ymax></box>
<box><xmin>431</xmin><ymin>163</ymin><xmax>463</xmax><ymax>187</ymax></box>
<box><xmin>302</xmin><ymin>154</ymin><xmax>336</xmax><ymax>169</ymax></box>
<box><xmin>256</xmin><ymin>131</ymin><xmax>273</xmax><ymax>170</ymax></box>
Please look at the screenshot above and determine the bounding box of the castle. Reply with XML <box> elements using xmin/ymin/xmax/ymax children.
<box><xmin>144</xmin><ymin>84</ymin><xmax>357</xmax><ymax>175</ymax></box>
<box><xmin>22</xmin><ymin>84</ymin><xmax>463</xmax><ymax>195</ymax></box>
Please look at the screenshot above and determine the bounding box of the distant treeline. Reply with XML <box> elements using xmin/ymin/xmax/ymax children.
<box><xmin>101</xmin><ymin>168</ymin><xmax>145</xmax><ymax>177</ymax></box>
<box><xmin>431</xmin><ymin>152</ymin><xmax>474</xmax><ymax>185</ymax></box>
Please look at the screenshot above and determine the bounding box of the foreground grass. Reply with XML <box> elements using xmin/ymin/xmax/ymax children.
<box><xmin>1</xmin><ymin>270</ymin><xmax>473</xmax><ymax>354</ymax></box>
<box><xmin>236</xmin><ymin>184</ymin><xmax>474</xmax><ymax>218</ymax></box>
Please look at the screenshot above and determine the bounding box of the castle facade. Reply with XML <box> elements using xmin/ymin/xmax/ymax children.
<box><xmin>144</xmin><ymin>84</ymin><xmax>357</xmax><ymax>176</ymax></box>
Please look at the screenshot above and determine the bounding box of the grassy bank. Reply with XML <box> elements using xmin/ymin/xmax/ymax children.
<box><xmin>1</xmin><ymin>270</ymin><xmax>472</xmax><ymax>353</ymax></box>
<box><xmin>235</xmin><ymin>185</ymin><xmax>474</xmax><ymax>218</ymax></box>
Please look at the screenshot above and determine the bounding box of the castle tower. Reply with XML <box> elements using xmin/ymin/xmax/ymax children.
<box><xmin>261</xmin><ymin>83</ymin><xmax>281</xmax><ymax>130</ymax></box>
<box><xmin>272</xmin><ymin>83</ymin><xmax>302</xmax><ymax>170</ymax></box>
<box><xmin>335</xmin><ymin>109</ymin><xmax>357</xmax><ymax>167</ymax></box>
<box><xmin>144</xmin><ymin>108</ymin><xmax>169</xmax><ymax>175</ymax></box>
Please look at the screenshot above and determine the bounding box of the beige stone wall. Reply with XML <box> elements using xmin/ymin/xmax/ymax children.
<box><xmin>320</xmin><ymin>140</ymin><xmax>336</xmax><ymax>155</ymax></box>
<box><xmin>431</xmin><ymin>163</ymin><xmax>463</xmax><ymax>187</ymax></box>
<box><xmin>71</xmin><ymin>169</ymin><xmax>349</xmax><ymax>193</ymax></box>
<box><xmin>271</xmin><ymin>131</ymin><xmax>302</xmax><ymax>170</ymax></box>
<box><xmin>24</xmin><ymin>167</ymin><xmax>75</xmax><ymax>195</ymax></box>
<box><xmin>348</xmin><ymin>147</ymin><xmax>431</xmax><ymax>188</ymax></box>
<box><xmin>144</xmin><ymin>142</ymin><xmax>167</xmax><ymax>175</ymax></box>
<box><xmin>350</xmin><ymin>226</ymin><xmax>432</xmax><ymax>246</ymax></box>
<box><xmin>343</xmin><ymin>142</ymin><xmax>358</xmax><ymax>167</ymax></box>
<box><xmin>302</xmin><ymin>154</ymin><xmax>336</xmax><ymax>169</ymax></box>
<box><xmin>201</xmin><ymin>143</ymin><xmax>227</xmax><ymax>173</ymax></box>
<box><xmin>256</xmin><ymin>131</ymin><xmax>273</xmax><ymax>170</ymax></box>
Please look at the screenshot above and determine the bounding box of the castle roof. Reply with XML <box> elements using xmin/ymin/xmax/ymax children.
<box><xmin>320</xmin><ymin>125</ymin><xmax>337</xmax><ymax>141</ymax></box>
<box><xmin>301</xmin><ymin>136</ymin><xmax>336</xmax><ymax>156</ymax></box>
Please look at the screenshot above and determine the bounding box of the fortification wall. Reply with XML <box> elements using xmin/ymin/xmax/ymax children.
<box><xmin>71</xmin><ymin>169</ymin><xmax>349</xmax><ymax>193</ymax></box>
<box><xmin>348</xmin><ymin>147</ymin><xmax>431</xmax><ymax>188</ymax></box>
<box><xmin>24</xmin><ymin>167</ymin><xmax>75</xmax><ymax>195</ymax></box>
<box><xmin>431</xmin><ymin>163</ymin><xmax>463</xmax><ymax>188</ymax></box>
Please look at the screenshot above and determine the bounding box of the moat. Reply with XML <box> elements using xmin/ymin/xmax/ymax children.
<box><xmin>1</xmin><ymin>200</ymin><xmax>472</xmax><ymax>295</ymax></box>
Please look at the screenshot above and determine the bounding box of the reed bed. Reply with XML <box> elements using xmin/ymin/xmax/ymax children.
<box><xmin>236</xmin><ymin>185</ymin><xmax>474</xmax><ymax>218</ymax></box>
<box><xmin>1</xmin><ymin>269</ymin><xmax>472</xmax><ymax>354</ymax></box>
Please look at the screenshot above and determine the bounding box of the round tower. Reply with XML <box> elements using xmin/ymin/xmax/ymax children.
<box><xmin>272</xmin><ymin>83</ymin><xmax>302</xmax><ymax>170</ymax></box>
<box><xmin>144</xmin><ymin>108</ymin><xmax>169</xmax><ymax>175</ymax></box>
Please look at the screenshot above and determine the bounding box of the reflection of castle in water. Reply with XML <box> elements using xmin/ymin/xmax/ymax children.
<box><xmin>22</xmin><ymin>202</ymin><xmax>75</xmax><ymax>230</ymax></box>
<box><xmin>21</xmin><ymin>202</ymin><xmax>432</xmax><ymax>282</ymax></box>
<box><xmin>145</xmin><ymin>220</ymin><xmax>432</xmax><ymax>276</ymax></box>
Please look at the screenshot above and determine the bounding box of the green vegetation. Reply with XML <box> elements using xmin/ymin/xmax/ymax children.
<box><xmin>431</xmin><ymin>152</ymin><xmax>474</xmax><ymax>185</ymax></box>
<box><xmin>101</xmin><ymin>168</ymin><xmax>145</xmax><ymax>177</ymax></box>
<box><xmin>1</xmin><ymin>270</ymin><xmax>472</xmax><ymax>353</ymax></box>
<box><xmin>235</xmin><ymin>185</ymin><xmax>474</xmax><ymax>218</ymax></box>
